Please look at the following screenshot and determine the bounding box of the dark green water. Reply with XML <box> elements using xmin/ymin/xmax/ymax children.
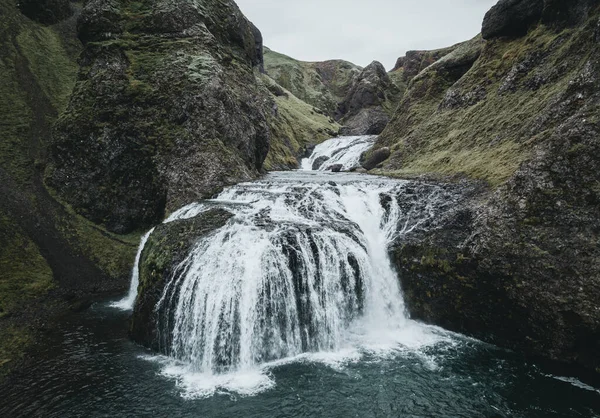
<box><xmin>1</xmin><ymin>302</ymin><xmax>599</xmax><ymax>418</ymax></box>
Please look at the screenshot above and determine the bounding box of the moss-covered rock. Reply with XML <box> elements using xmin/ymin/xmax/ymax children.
<box><xmin>46</xmin><ymin>0</ymin><xmax>271</xmax><ymax>234</ymax></box>
<box><xmin>131</xmin><ymin>209</ymin><xmax>233</xmax><ymax>350</ymax></box>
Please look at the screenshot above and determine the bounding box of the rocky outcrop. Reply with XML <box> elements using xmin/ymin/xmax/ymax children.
<box><xmin>482</xmin><ymin>0</ymin><xmax>544</xmax><ymax>39</ymax></box>
<box><xmin>46</xmin><ymin>0</ymin><xmax>270</xmax><ymax>234</ymax></box>
<box><xmin>482</xmin><ymin>0</ymin><xmax>599</xmax><ymax>40</ymax></box>
<box><xmin>391</xmin><ymin>46</ymin><xmax>460</xmax><ymax>82</ymax></box>
<box><xmin>337</xmin><ymin>61</ymin><xmax>401</xmax><ymax>135</ymax></box>
<box><xmin>131</xmin><ymin>209</ymin><xmax>233</xmax><ymax>350</ymax></box>
<box><xmin>381</xmin><ymin>0</ymin><xmax>600</xmax><ymax>375</ymax></box>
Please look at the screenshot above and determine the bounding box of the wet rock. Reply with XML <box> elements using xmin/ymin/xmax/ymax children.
<box><xmin>328</xmin><ymin>164</ymin><xmax>343</xmax><ymax>173</ymax></box>
<box><xmin>362</xmin><ymin>147</ymin><xmax>391</xmax><ymax>171</ymax></box>
<box><xmin>312</xmin><ymin>156</ymin><xmax>330</xmax><ymax>171</ymax></box>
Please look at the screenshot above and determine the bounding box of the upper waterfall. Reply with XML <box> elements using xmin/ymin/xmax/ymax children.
<box><xmin>301</xmin><ymin>136</ymin><xmax>376</xmax><ymax>171</ymax></box>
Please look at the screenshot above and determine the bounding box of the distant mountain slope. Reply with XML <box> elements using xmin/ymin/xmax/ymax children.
<box><xmin>263</xmin><ymin>47</ymin><xmax>361</xmax><ymax>116</ymax></box>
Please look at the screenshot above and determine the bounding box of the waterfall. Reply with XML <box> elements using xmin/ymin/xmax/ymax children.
<box><xmin>301</xmin><ymin>135</ymin><xmax>376</xmax><ymax>171</ymax></box>
<box><xmin>155</xmin><ymin>175</ymin><xmax>415</xmax><ymax>372</ymax></box>
<box><xmin>111</xmin><ymin>228</ymin><xmax>155</xmax><ymax>311</ymax></box>
<box><xmin>121</xmin><ymin>136</ymin><xmax>456</xmax><ymax>398</ymax></box>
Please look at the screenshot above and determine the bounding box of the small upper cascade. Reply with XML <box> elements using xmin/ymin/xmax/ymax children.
<box><xmin>301</xmin><ymin>136</ymin><xmax>376</xmax><ymax>171</ymax></box>
<box><xmin>111</xmin><ymin>229</ymin><xmax>155</xmax><ymax>311</ymax></box>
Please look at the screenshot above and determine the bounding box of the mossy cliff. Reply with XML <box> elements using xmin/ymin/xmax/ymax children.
<box><xmin>376</xmin><ymin>0</ymin><xmax>600</xmax><ymax>375</ymax></box>
<box><xmin>0</xmin><ymin>0</ymin><xmax>139</xmax><ymax>377</ymax></box>
<box><xmin>45</xmin><ymin>0</ymin><xmax>274</xmax><ymax>235</ymax></box>
<box><xmin>261</xmin><ymin>74</ymin><xmax>341</xmax><ymax>170</ymax></box>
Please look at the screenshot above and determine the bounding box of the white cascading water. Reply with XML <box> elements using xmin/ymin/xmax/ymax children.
<box><xmin>301</xmin><ymin>135</ymin><xmax>376</xmax><ymax>171</ymax></box>
<box><xmin>111</xmin><ymin>228</ymin><xmax>155</xmax><ymax>311</ymax></box>
<box><xmin>117</xmin><ymin>136</ymin><xmax>455</xmax><ymax>398</ymax></box>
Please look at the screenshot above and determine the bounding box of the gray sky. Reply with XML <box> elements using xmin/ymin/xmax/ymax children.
<box><xmin>236</xmin><ymin>0</ymin><xmax>498</xmax><ymax>69</ymax></box>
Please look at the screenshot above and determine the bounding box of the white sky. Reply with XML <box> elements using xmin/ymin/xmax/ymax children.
<box><xmin>236</xmin><ymin>0</ymin><xmax>498</xmax><ymax>69</ymax></box>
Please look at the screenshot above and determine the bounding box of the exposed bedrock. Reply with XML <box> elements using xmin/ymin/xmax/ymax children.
<box><xmin>388</xmin><ymin>2</ymin><xmax>600</xmax><ymax>374</ymax></box>
<box><xmin>482</xmin><ymin>0</ymin><xmax>600</xmax><ymax>40</ymax></box>
<box><xmin>337</xmin><ymin>61</ymin><xmax>401</xmax><ymax>135</ymax></box>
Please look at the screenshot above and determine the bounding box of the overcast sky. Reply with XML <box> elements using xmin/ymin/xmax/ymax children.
<box><xmin>236</xmin><ymin>0</ymin><xmax>498</xmax><ymax>69</ymax></box>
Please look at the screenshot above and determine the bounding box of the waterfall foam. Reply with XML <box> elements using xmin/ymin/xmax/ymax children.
<box><xmin>111</xmin><ymin>229</ymin><xmax>154</xmax><ymax>311</ymax></box>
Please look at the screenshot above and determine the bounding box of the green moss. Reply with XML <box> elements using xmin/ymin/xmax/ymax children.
<box><xmin>263</xmin><ymin>47</ymin><xmax>361</xmax><ymax>116</ymax></box>
<box><xmin>0</xmin><ymin>212</ymin><xmax>54</xmax><ymax>319</ymax></box>
<box><xmin>16</xmin><ymin>26</ymin><xmax>78</xmax><ymax>110</ymax></box>
<box><xmin>0</xmin><ymin>325</ymin><xmax>32</xmax><ymax>377</ymax></box>
<box><xmin>0</xmin><ymin>0</ymin><xmax>78</xmax><ymax>186</ymax></box>
<box><xmin>378</xmin><ymin>23</ymin><xmax>592</xmax><ymax>186</ymax></box>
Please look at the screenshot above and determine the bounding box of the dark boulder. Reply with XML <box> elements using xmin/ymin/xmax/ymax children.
<box><xmin>328</xmin><ymin>164</ymin><xmax>343</xmax><ymax>173</ymax></box>
<box><xmin>361</xmin><ymin>147</ymin><xmax>391</xmax><ymax>171</ymax></box>
<box><xmin>482</xmin><ymin>0</ymin><xmax>544</xmax><ymax>40</ymax></box>
<box><xmin>312</xmin><ymin>156</ymin><xmax>330</xmax><ymax>171</ymax></box>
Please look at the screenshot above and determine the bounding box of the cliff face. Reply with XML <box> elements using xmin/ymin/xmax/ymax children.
<box><xmin>336</xmin><ymin>61</ymin><xmax>402</xmax><ymax>135</ymax></box>
<box><xmin>45</xmin><ymin>0</ymin><xmax>272</xmax><ymax>235</ymax></box>
<box><xmin>377</xmin><ymin>0</ymin><xmax>600</xmax><ymax>374</ymax></box>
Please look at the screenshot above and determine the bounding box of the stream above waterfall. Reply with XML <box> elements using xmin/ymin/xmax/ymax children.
<box><xmin>1</xmin><ymin>137</ymin><xmax>599</xmax><ymax>417</ymax></box>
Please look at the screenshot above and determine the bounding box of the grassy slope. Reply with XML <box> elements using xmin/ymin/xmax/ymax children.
<box><xmin>0</xmin><ymin>0</ymin><xmax>138</xmax><ymax>376</ymax></box>
<box><xmin>261</xmin><ymin>74</ymin><xmax>341</xmax><ymax>170</ymax></box>
<box><xmin>377</xmin><ymin>22</ymin><xmax>595</xmax><ymax>186</ymax></box>
<box><xmin>263</xmin><ymin>47</ymin><xmax>361</xmax><ymax>116</ymax></box>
